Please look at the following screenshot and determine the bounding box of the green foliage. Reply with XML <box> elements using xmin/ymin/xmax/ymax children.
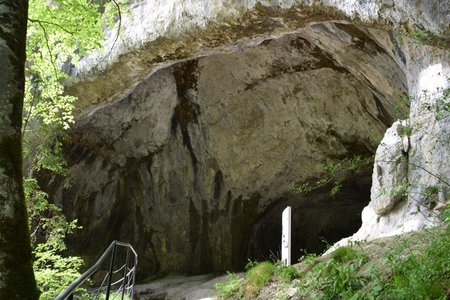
<box><xmin>24</xmin><ymin>178</ymin><xmax>84</xmax><ymax>299</ymax></box>
<box><xmin>33</xmin><ymin>249</ymin><xmax>83</xmax><ymax>300</ymax></box>
<box><xmin>392</xmin><ymin>180</ymin><xmax>411</xmax><ymax>198</ymax></box>
<box><xmin>292</xmin><ymin>221</ymin><xmax>450</xmax><ymax>300</ymax></box>
<box><xmin>23</xmin><ymin>0</ymin><xmax>128</xmax><ymax>297</ymax></box>
<box><xmin>26</xmin><ymin>0</ymin><xmax>102</xmax><ymax>132</ymax></box>
<box><xmin>243</xmin><ymin>260</ymin><xmax>276</xmax><ymax>296</ymax></box>
<box><xmin>293</xmin><ymin>155</ymin><xmax>372</xmax><ymax>197</ymax></box>
<box><xmin>24</xmin><ymin>0</ymin><xmax>126</xmax><ymax>173</ymax></box>
<box><xmin>331</xmin><ymin>246</ymin><xmax>358</xmax><ymax>263</ymax></box>
<box><xmin>398</xmin><ymin>122</ymin><xmax>413</xmax><ymax>137</ymax></box>
<box><xmin>394</xmin><ymin>84</ymin><xmax>450</xmax><ymax>125</ymax></box>
<box><xmin>408</xmin><ymin>30</ymin><xmax>449</xmax><ymax>49</ymax></box>
<box><xmin>393</xmin><ymin>93</ymin><xmax>412</xmax><ymax>120</ymax></box>
<box><xmin>216</xmin><ymin>222</ymin><xmax>450</xmax><ymax>299</ymax></box>
<box><xmin>441</xmin><ymin>207</ymin><xmax>450</xmax><ymax>223</ymax></box>
<box><xmin>423</xmin><ymin>185</ymin><xmax>439</xmax><ymax>202</ymax></box>
<box><xmin>215</xmin><ymin>272</ymin><xmax>244</xmax><ymax>299</ymax></box>
<box><xmin>297</xmin><ymin>248</ymin><xmax>368</xmax><ymax>300</ymax></box>
<box><xmin>274</xmin><ymin>263</ymin><xmax>300</xmax><ymax>282</ymax></box>
<box><xmin>301</xmin><ymin>253</ymin><xmax>319</xmax><ymax>267</ymax></box>
<box><xmin>366</xmin><ymin>131</ymin><xmax>383</xmax><ymax>148</ymax></box>
<box><xmin>435</xmin><ymin>86</ymin><xmax>450</xmax><ymax>121</ymax></box>
<box><xmin>215</xmin><ymin>261</ymin><xmax>302</xmax><ymax>299</ymax></box>
<box><xmin>380</xmin><ymin>225</ymin><xmax>450</xmax><ymax>299</ymax></box>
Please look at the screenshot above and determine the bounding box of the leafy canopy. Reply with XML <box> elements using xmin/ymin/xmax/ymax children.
<box><xmin>24</xmin><ymin>0</ymin><xmax>126</xmax><ymax>298</ymax></box>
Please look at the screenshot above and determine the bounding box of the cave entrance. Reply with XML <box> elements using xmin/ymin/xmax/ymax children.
<box><xmin>247</xmin><ymin>174</ymin><xmax>372</xmax><ymax>263</ymax></box>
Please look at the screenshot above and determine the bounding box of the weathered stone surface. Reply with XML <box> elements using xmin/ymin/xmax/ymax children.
<box><xmin>68</xmin><ymin>0</ymin><xmax>449</xmax><ymax>112</ymax></box>
<box><xmin>248</xmin><ymin>175</ymin><xmax>372</xmax><ymax>262</ymax></box>
<box><xmin>370</xmin><ymin>120</ymin><xmax>408</xmax><ymax>216</ymax></box>
<box><xmin>327</xmin><ymin>46</ymin><xmax>450</xmax><ymax>251</ymax></box>
<box><xmin>40</xmin><ymin>0</ymin><xmax>450</xmax><ymax>277</ymax></box>
<box><xmin>134</xmin><ymin>273</ymin><xmax>232</xmax><ymax>300</ymax></box>
<box><xmin>42</xmin><ymin>21</ymin><xmax>410</xmax><ymax>276</ymax></box>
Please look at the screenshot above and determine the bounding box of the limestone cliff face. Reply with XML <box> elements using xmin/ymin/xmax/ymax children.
<box><xmin>44</xmin><ymin>21</ymin><xmax>410</xmax><ymax>276</ymax></box>
<box><xmin>332</xmin><ymin>49</ymin><xmax>450</xmax><ymax>248</ymax></box>
<box><xmin>69</xmin><ymin>0</ymin><xmax>449</xmax><ymax>111</ymax></box>
<box><xmin>43</xmin><ymin>0</ymin><xmax>450</xmax><ymax>277</ymax></box>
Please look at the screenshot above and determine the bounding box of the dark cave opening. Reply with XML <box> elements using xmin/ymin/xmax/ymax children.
<box><xmin>247</xmin><ymin>174</ymin><xmax>372</xmax><ymax>264</ymax></box>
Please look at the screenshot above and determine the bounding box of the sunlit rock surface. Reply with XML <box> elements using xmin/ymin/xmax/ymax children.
<box><xmin>370</xmin><ymin>120</ymin><xmax>409</xmax><ymax>216</ymax></box>
<box><xmin>328</xmin><ymin>49</ymin><xmax>450</xmax><ymax>251</ymax></box>
<box><xmin>69</xmin><ymin>0</ymin><xmax>449</xmax><ymax>111</ymax></box>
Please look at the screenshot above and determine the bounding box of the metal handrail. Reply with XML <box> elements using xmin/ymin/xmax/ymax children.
<box><xmin>55</xmin><ymin>240</ymin><xmax>138</xmax><ymax>300</ymax></box>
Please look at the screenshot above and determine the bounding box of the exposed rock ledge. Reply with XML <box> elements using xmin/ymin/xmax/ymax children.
<box><xmin>68</xmin><ymin>0</ymin><xmax>449</xmax><ymax>112</ymax></box>
<box><xmin>330</xmin><ymin>50</ymin><xmax>450</xmax><ymax>251</ymax></box>
<box><xmin>44</xmin><ymin>0</ymin><xmax>450</xmax><ymax>278</ymax></box>
<box><xmin>43</xmin><ymin>20</ymin><xmax>412</xmax><ymax>277</ymax></box>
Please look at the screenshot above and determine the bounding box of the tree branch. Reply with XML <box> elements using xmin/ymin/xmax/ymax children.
<box><xmin>31</xmin><ymin>18</ymin><xmax>59</xmax><ymax>78</ymax></box>
<box><xmin>100</xmin><ymin>0</ymin><xmax>122</xmax><ymax>61</ymax></box>
<box><xmin>22</xmin><ymin>84</ymin><xmax>38</xmax><ymax>141</ymax></box>
<box><xmin>28</xmin><ymin>18</ymin><xmax>76</xmax><ymax>35</ymax></box>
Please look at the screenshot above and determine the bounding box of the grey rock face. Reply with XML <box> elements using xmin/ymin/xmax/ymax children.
<box><xmin>44</xmin><ymin>21</ymin><xmax>409</xmax><ymax>276</ymax></box>
<box><xmin>69</xmin><ymin>0</ymin><xmax>449</xmax><ymax>113</ymax></box>
<box><xmin>327</xmin><ymin>46</ymin><xmax>450</xmax><ymax>251</ymax></box>
<box><xmin>134</xmin><ymin>273</ymin><xmax>227</xmax><ymax>300</ymax></box>
<box><xmin>370</xmin><ymin>120</ymin><xmax>409</xmax><ymax>216</ymax></box>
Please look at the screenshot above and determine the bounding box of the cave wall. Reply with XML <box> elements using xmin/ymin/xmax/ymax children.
<box><xmin>69</xmin><ymin>0</ymin><xmax>449</xmax><ymax>112</ymax></box>
<box><xmin>330</xmin><ymin>45</ymin><xmax>450</xmax><ymax>250</ymax></box>
<box><xmin>248</xmin><ymin>175</ymin><xmax>372</xmax><ymax>263</ymax></box>
<box><xmin>43</xmin><ymin>21</ymin><xmax>410</xmax><ymax>277</ymax></box>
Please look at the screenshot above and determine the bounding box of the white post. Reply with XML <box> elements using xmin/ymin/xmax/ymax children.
<box><xmin>281</xmin><ymin>206</ymin><xmax>292</xmax><ymax>266</ymax></box>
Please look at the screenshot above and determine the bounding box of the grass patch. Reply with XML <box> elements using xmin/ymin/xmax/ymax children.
<box><xmin>297</xmin><ymin>247</ymin><xmax>368</xmax><ymax>299</ymax></box>
<box><xmin>215</xmin><ymin>272</ymin><xmax>244</xmax><ymax>299</ymax></box>
<box><xmin>296</xmin><ymin>224</ymin><xmax>450</xmax><ymax>300</ymax></box>
<box><xmin>331</xmin><ymin>246</ymin><xmax>358</xmax><ymax>263</ymax></box>
<box><xmin>243</xmin><ymin>261</ymin><xmax>276</xmax><ymax>298</ymax></box>
<box><xmin>217</xmin><ymin>211</ymin><xmax>450</xmax><ymax>299</ymax></box>
<box><xmin>215</xmin><ymin>260</ymin><xmax>301</xmax><ymax>299</ymax></box>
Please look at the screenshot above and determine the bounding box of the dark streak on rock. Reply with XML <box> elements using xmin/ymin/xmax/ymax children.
<box><xmin>188</xmin><ymin>197</ymin><xmax>223</xmax><ymax>272</ymax></box>
<box><xmin>373</xmin><ymin>94</ymin><xmax>394</xmax><ymax>126</ymax></box>
<box><xmin>229</xmin><ymin>193</ymin><xmax>260</xmax><ymax>270</ymax></box>
<box><xmin>199</xmin><ymin>199</ymin><xmax>212</xmax><ymax>273</ymax></box>
<box><xmin>335</xmin><ymin>23</ymin><xmax>385</xmax><ymax>55</ymax></box>
<box><xmin>213</xmin><ymin>170</ymin><xmax>223</xmax><ymax>201</ymax></box>
<box><xmin>396</xmin><ymin>47</ymin><xmax>407</xmax><ymax>66</ymax></box>
<box><xmin>387</xmin><ymin>31</ymin><xmax>407</xmax><ymax>65</ymax></box>
<box><xmin>171</xmin><ymin>59</ymin><xmax>200</xmax><ymax>171</ymax></box>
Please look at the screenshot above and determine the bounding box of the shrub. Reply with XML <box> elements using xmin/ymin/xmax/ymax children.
<box><xmin>243</xmin><ymin>261</ymin><xmax>276</xmax><ymax>297</ymax></box>
<box><xmin>381</xmin><ymin>225</ymin><xmax>450</xmax><ymax>299</ymax></box>
<box><xmin>276</xmin><ymin>264</ymin><xmax>300</xmax><ymax>282</ymax></box>
<box><xmin>215</xmin><ymin>272</ymin><xmax>244</xmax><ymax>299</ymax></box>
<box><xmin>331</xmin><ymin>246</ymin><xmax>358</xmax><ymax>263</ymax></box>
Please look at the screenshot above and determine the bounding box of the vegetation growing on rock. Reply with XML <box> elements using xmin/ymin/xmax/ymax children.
<box><xmin>216</xmin><ymin>213</ymin><xmax>450</xmax><ymax>299</ymax></box>
<box><xmin>23</xmin><ymin>0</ymin><xmax>127</xmax><ymax>297</ymax></box>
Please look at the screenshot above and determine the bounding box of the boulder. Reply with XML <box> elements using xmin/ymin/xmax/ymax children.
<box><xmin>370</xmin><ymin>120</ymin><xmax>409</xmax><ymax>216</ymax></box>
<box><xmin>328</xmin><ymin>49</ymin><xmax>450</xmax><ymax>250</ymax></box>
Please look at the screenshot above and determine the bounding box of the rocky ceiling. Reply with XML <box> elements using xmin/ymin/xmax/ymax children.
<box><xmin>39</xmin><ymin>19</ymin><xmax>415</xmax><ymax>278</ymax></box>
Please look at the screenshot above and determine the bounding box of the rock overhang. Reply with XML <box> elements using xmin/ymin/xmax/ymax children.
<box><xmin>48</xmin><ymin>17</ymin><xmax>417</xmax><ymax>276</ymax></box>
<box><xmin>46</xmin><ymin>0</ymin><xmax>450</xmax><ymax>277</ymax></box>
<box><xmin>67</xmin><ymin>0</ymin><xmax>449</xmax><ymax>113</ymax></box>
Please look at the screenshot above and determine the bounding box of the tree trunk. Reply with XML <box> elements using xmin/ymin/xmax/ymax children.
<box><xmin>0</xmin><ymin>1</ymin><xmax>39</xmax><ymax>298</ymax></box>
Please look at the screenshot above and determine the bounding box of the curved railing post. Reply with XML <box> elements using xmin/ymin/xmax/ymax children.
<box><xmin>105</xmin><ymin>243</ymin><xmax>117</xmax><ymax>300</ymax></box>
<box><xmin>121</xmin><ymin>247</ymin><xmax>130</xmax><ymax>300</ymax></box>
<box><xmin>55</xmin><ymin>241</ymin><xmax>138</xmax><ymax>300</ymax></box>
